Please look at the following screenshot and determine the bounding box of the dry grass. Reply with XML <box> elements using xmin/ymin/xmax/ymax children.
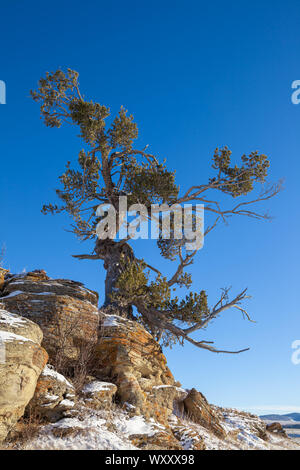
<box><xmin>1</xmin><ymin>412</ymin><xmax>44</xmax><ymax>450</ymax></box>
<box><xmin>50</xmin><ymin>313</ymin><xmax>104</xmax><ymax>393</ymax></box>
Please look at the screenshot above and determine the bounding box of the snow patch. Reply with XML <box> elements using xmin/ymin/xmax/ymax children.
<box><xmin>102</xmin><ymin>314</ymin><xmax>122</xmax><ymax>327</ymax></box>
<box><xmin>0</xmin><ymin>309</ymin><xmax>27</xmax><ymax>326</ymax></box>
<box><xmin>82</xmin><ymin>381</ymin><xmax>115</xmax><ymax>394</ymax></box>
<box><xmin>0</xmin><ymin>330</ymin><xmax>32</xmax><ymax>343</ymax></box>
<box><xmin>0</xmin><ymin>291</ymin><xmax>25</xmax><ymax>299</ymax></box>
<box><xmin>42</xmin><ymin>365</ymin><xmax>74</xmax><ymax>389</ymax></box>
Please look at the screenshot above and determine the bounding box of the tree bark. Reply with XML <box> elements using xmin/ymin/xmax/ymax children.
<box><xmin>94</xmin><ymin>239</ymin><xmax>134</xmax><ymax>317</ymax></box>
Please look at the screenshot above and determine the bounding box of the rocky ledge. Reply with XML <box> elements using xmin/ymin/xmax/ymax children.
<box><xmin>0</xmin><ymin>268</ymin><xmax>298</xmax><ymax>450</ymax></box>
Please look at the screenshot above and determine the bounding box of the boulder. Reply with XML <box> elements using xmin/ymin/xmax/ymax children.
<box><xmin>130</xmin><ymin>430</ymin><xmax>184</xmax><ymax>450</ymax></box>
<box><xmin>266</xmin><ymin>422</ymin><xmax>287</xmax><ymax>436</ymax></box>
<box><xmin>182</xmin><ymin>388</ymin><xmax>225</xmax><ymax>438</ymax></box>
<box><xmin>0</xmin><ymin>270</ymin><xmax>99</xmax><ymax>366</ymax></box>
<box><xmin>0</xmin><ymin>307</ymin><xmax>48</xmax><ymax>442</ymax></box>
<box><xmin>26</xmin><ymin>365</ymin><xmax>76</xmax><ymax>422</ymax></box>
<box><xmin>147</xmin><ymin>385</ymin><xmax>188</xmax><ymax>422</ymax></box>
<box><xmin>81</xmin><ymin>379</ymin><xmax>117</xmax><ymax>410</ymax></box>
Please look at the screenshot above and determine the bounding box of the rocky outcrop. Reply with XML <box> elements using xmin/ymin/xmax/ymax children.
<box><xmin>130</xmin><ymin>429</ymin><xmax>185</xmax><ymax>450</ymax></box>
<box><xmin>266</xmin><ymin>422</ymin><xmax>287</xmax><ymax>436</ymax></box>
<box><xmin>95</xmin><ymin>312</ymin><xmax>184</xmax><ymax>422</ymax></box>
<box><xmin>0</xmin><ymin>269</ymin><xmax>232</xmax><ymax>448</ymax></box>
<box><xmin>172</xmin><ymin>423</ymin><xmax>206</xmax><ymax>450</ymax></box>
<box><xmin>182</xmin><ymin>388</ymin><xmax>225</xmax><ymax>438</ymax></box>
<box><xmin>26</xmin><ymin>365</ymin><xmax>76</xmax><ymax>422</ymax></box>
<box><xmin>0</xmin><ymin>271</ymin><xmax>187</xmax><ymax>427</ymax></box>
<box><xmin>0</xmin><ymin>307</ymin><xmax>48</xmax><ymax>442</ymax></box>
<box><xmin>0</xmin><ymin>307</ymin><xmax>43</xmax><ymax>344</ymax></box>
<box><xmin>81</xmin><ymin>379</ymin><xmax>117</xmax><ymax>410</ymax></box>
<box><xmin>0</xmin><ymin>270</ymin><xmax>99</xmax><ymax>366</ymax></box>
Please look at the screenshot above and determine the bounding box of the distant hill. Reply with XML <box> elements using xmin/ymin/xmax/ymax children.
<box><xmin>260</xmin><ymin>413</ymin><xmax>300</xmax><ymax>423</ymax></box>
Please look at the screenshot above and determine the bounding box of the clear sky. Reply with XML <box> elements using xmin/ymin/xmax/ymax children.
<box><xmin>1</xmin><ymin>0</ymin><xmax>300</xmax><ymax>416</ymax></box>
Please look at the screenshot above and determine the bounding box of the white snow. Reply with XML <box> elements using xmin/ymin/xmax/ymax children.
<box><xmin>43</xmin><ymin>394</ymin><xmax>60</xmax><ymax>403</ymax></box>
<box><xmin>114</xmin><ymin>415</ymin><xmax>157</xmax><ymax>437</ymax></box>
<box><xmin>82</xmin><ymin>381</ymin><xmax>115</xmax><ymax>394</ymax></box>
<box><xmin>152</xmin><ymin>385</ymin><xmax>173</xmax><ymax>389</ymax></box>
<box><xmin>0</xmin><ymin>291</ymin><xmax>25</xmax><ymax>299</ymax></box>
<box><xmin>25</xmin><ymin>408</ymin><xmax>138</xmax><ymax>451</ymax></box>
<box><xmin>124</xmin><ymin>402</ymin><xmax>136</xmax><ymax>410</ymax></box>
<box><xmin>27</xmin><ymin>292</ymin><xmax>55</xmax><ymax>295</ymax></box>
<box><xmin>152</xmin><ymin>385</ymin><xmax>187</xmax><ymax>394</ymax></box>
<box><xmin>59</xmin><ymin>399</ymin><xmax>75</xmax><ymax>408</ymax></box>
<box><xmin>0</xmin><ymin>291</ymin><xmax>55</xmax><ymax>299</ymax></box>
<box><xmin>42</xmin><ymin>365</ymin><xmax>74</xmax><ymax>389</ymax></box>
<box><xmin>0</xmin><ymin>309</ymin><xmax>27</xmax><ymax>326</ymax></box>
<box><xmin>102</xmin><ymin>314</ymin><xmax>122</xmax><ymax>327</ymax></box>
<box><xmin>0</xmin><ymin>330</ymin><xmax>32</xmax><ymax>343</ymax></box>
<box><xmin>17</xmin><ymin>403</ymin><xmax>300</xmax><ymax>451</ymax></box>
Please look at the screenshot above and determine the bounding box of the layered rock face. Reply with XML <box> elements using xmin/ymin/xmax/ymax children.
<box><xmin>182</xmin><ymin>388</ymin><xmax>225</xmax><ymax>438</ymax></box>
<box><xmin>95</xmin><ymin>313</ymin><xmax>186</xmax><ymax>422</ymax></box>
<box><xmin>27</xmin><ymin>365</ymin><xmax>76</xmax><ymax>422</ymax></box>
<box><xmin>0</xmin><ymin>269</ymin><xmax>229</xmax><ymax>449</ymax></box>
<box><xmin>266</xmin><ymin>422</ymin><xmax>287</xmax><ymax>436</ymax></box>
<box><xmin>0</xmin><ymin>307</ymin><xmax>48</xmax><ymax>442</ymax></box>
<box><xmin>0</xmin><ymin>270</ymin><xmax>99</xmax><ymax>366</ymax></box>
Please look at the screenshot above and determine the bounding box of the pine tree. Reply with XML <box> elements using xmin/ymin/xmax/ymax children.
<box><xmin>31</xmin><ymin>69</ymin><xmax>281</xmax><ymax>353</ymax></box>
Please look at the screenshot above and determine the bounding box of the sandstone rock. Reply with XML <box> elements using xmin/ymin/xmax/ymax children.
<box><xmin>27</xmin><ymin>365</ymin><xmax>76</xmax><ymax>422</ymax></box>
<box><xmin>0</xmin><ymin>273</ymin><xmax>186</xmax><ymax>425</ymax></box>
<box><xmin>1</xmin><ymin>270</ymin><xmax>228</xmax><ymax>445</ymax></box>
<box><xmin>0</xmin><ymin>268</ymin><xmax>9</xmax><ymax>288</ymax></box>
<box><xmin>0</xmin><ymin>308</ymin><xmax>48</xmax><ymax>442</ymax></box>
<box><xmin>219</xmin><ymin>407</ymin><xmax>270</xmax><ymax>442</ymax></box>
<box><xmin>95</xmin><ymin>312</ymin><xmax>180</xmax><ymax>422</ymax></box>
<box><xmin>130</xmin><ymin>430</ymin><xmax>184</xmax><ymax>450</ymax></box>
<box><xmin>0</xmin><ymin>307</ymin><xmax>43</xmax><ymax>344</ymax></box>
<box><xmin>1</xmin><ymin>271</ymin><xmax>98</xmax><ymax>304</ymax></box>
<box><xmin>183</xmin><ymin>388</ymin><xmax>225</xmax><ymax>438</ymax></box>
<box><xmin>172</xmin><ymin>423</ymin><xmax>206</xmax><ymax>450</ymax></box>
<box><xmin>0</xmin><ymin>271</ymin><xmax>99</xmax><ymax>366</ymax></box>
<box><xmin>146</xmin><ymin>385</ymin><xmax>188</xmax><ymax>422</ymax></box>
<box><xmin>266</xmin><ymin>422</ymin><xmax>287</xmax><ymax>436</ymax></box>
<box><xmin>81</xmin><ymin>379</ymin><xmax>117</xmax><ymax>410</ymax></box>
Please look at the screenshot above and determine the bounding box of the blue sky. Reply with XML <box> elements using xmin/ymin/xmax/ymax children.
<box><xmin>0</xmin><ymin>0</ymin><xmax>300</xmax><ymax>415</ymax></box>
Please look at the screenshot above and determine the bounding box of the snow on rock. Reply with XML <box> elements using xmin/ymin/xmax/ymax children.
<box><xmin>0</xmin><ymin>330</ymin><xmax>32</xmax><ymax>343</ymax></box>
<box><xmin>23</xmin><ymin>403</ymin><xmax>300</xmax><ymax>451</ymax></box>
<box><xmin>101</xmin><ymin>314</ymin><xmax>122</xmax><ymax>327</ymax></box>
<box><xmin>0</xmin><ymin>290</ymin><xmax>26</xmax><ymax>299</ymax></box>
<box><xmin>82</xmin><ymin>381</ymin><xmax>115</xmax><ymax>394</ymax></box>
<box><xmin>42</xmin><ymin>365</ymin><xmax>74</xmax><ymax>389</ymax></box>
<box><xmin>59</xmin><ymin>399</ymin><xmax>75</xmax><ymax>408</ymax></box>
<box><xmin>25</xmin><ymin>408</ymin><xmax>138</xmax><ymax>451</ymax></box>
<box><xmin>0</xmin><ymin>309</ymin><xmax>27</xmax><ymax>326</ymax></box>
<box><xmin>113</xmin><ymin>415</ymin><xmax>157</xmax><ymax>437</ymax></box>
<box><xmin>0</xmin><ymin>270</ymin><xmax>100</xmax><ymax>365</ymax></box>
<box><xmin>26</xmin><ymin>365</ymin><xmax>76</xmax><ymax>423</ymax></box>
<box><xmin>81</xmin><ymin>380</ymin><xmax>117</xmax><ymax>410</ymax></box>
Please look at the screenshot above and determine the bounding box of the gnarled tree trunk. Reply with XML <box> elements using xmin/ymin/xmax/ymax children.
<box><xmin>94</xmin><ymin>239</ymin><xmax>134</xmax><ymax>317</ymax></box>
